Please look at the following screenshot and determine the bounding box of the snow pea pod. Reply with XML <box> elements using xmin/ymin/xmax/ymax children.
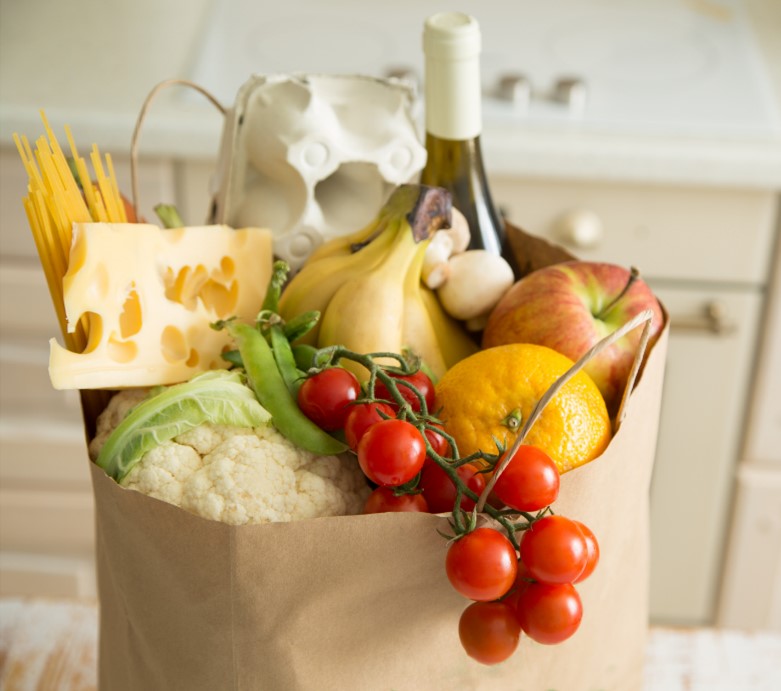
<box><xmin>227</xmin><ymin>321</ymin><xmax>347</xmax><ymax>456</ymax></box>
<box><xmin>269</xmin><ymin>323</ymin><xmax>303</xmax><ymax>398</ymax></box>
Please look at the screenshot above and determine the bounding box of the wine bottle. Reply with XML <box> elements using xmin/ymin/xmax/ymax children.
<box><xmin>420</xmin><ymin>12</ymin><xmax>518</xmax><ymax>273</ymax></box>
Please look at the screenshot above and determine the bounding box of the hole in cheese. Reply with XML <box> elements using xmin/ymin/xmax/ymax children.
<box><xmin>186</xmin><ymin>348</ymin><xmax>199</xmax><ymax>368</ymax></box>
<box><xmin>163</xmin><ymin>264</ymin><xmax>212</xmax><ymax>311</ymax></box>
<box><xmin>200</xmin><ymin>279</ymin><xmax>239</xmax><ymax>317</ymax></box>
<box><xmin>107</xmin><ymin>333</ymin><xmax>138</xmax><ymax>363</ymax></box>
<box><xmin>219</xmin><ymin>256</ymin><xmax>235</xmax><ymax>281</ymax></box>
<box><xmin>119</xmin><ymin>284</ymin><xmax>143</xmax><ymax>339</ymax></box>
<box><xmin>161</xmin><ymin>325</ymin><xmax>188</xmax><ymax>363</ymax></box>
<box><xmin>80</xmin><ymin>312</ymin><xmax>103</xmax><ymax>354</ymax></box>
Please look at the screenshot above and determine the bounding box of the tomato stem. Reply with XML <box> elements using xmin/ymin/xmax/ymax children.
<box><xmin>309</xmin><ymin>344</ymin><xmax>546</xmax><ymax>542</ymax></box>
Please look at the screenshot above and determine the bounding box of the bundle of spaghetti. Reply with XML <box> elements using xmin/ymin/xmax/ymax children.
<box><xmin>14</xmin><ymin>111</ymin><xmax>128</xmax><ymax>353</ymax></box>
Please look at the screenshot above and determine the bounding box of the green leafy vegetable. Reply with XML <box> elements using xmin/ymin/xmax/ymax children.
<box><xmin>96</xmin><ymin>370</ymin><xmax>270</xmax><ymax>481</ymax></box>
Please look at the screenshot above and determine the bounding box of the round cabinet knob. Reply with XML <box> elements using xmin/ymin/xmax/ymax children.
<box><xmin>496</xmin><ymin>73</ymin><xmax>532</xmax><ymax>111</ymax></box>
<box><xmin>552</xmin><ymin>76</ymin><xmax>588</xmax><ymax>115</ymax></box>
<box><xmin>553</xmin><ymin>208</ymin><xmax>604</xmax><ymax>249</ymax></box>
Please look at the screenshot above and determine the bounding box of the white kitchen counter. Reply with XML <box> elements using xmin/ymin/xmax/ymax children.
<box><xmin>1</xmin><ymin>0</ymin><xmax>780</xmax><ymax>189</ymax></box>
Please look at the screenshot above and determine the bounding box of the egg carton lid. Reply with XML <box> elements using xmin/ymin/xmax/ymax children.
<box><xmin>209</xmin><ymin>73</ymin><xmax>426</xmax><ymax>269</ymax></box>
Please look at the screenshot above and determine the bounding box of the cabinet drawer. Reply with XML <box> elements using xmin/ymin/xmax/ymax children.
<box><xmin>0</xmin><ymin>488</ymin><xmax>95</xmax><ymax>555</ymax></box>
<box><xmin>491</xmin><ymin>177</ymin><xmax>777</xmax><ymax>285</ymax></box>
<box><xmin>0</xmin><ymin>333</ymin><xmax>83</xmax><ymax>420</ymax></box>
<box><xmin>0</xmin><ymin>264</ymin><xmax>59</xmax><ymax>335</ymax></box>
<box><xmin>0</xmin><ymin>424</ymin><xmax>90</xmax><ymax>490</ymax></box>
<box><xmin>717</xmin><ymin>466</ymin><xmax>781</xmax><ymax>631</ymax></box>
<box><xmin>0</xmin><ymin>552</ymin><xmax>96</xmax><ymax>598</ymax></box>
<box><xmin>648</xmin><ymin>285</ymin><xmax>763</xmax><ymax>624</ymax></box>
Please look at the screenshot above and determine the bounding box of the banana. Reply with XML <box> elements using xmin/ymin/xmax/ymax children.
<box><xmin>315</xmin><ymin>185</ymin><xmax>453</xmax><ymax>380</ymax></box>
<box><xmin>305</xmin><ymin>214</ymin><xmax>393</xmax><ymax>264</ymax></box>
<box><xmin>317</xmin><ymin>217</ymin><xmax>415</xmax><ymax>379</ymax></box>
<box><xmin>419</xmin><ymin>285</ymin><xmax>479</xmax><ymax>369</ymax></box>
<box><xmin>279</xmin><ymin>185</ymin><xmax>452</xmax><ymax>348</ymax></box>
<box><xmin>304</xmin><ymin>183</ymin><xmax>423</xmax><ymax>265</ymax></box>
<box><xmin>278</xmin><ymin>219</ymin><xmax>400</xmax><ymax>344</ymax></box>
<box><xmin>401</xmin><ymin>237</ymin><xmax>448</xmax><ymax>380</ymax></box>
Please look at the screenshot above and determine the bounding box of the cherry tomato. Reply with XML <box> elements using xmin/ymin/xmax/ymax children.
<box><xmin>357</xmin><ymin>418</ymin><xmax>426</xmax><ymax>487</ymax></box>
<box><xmin>344</xmin><ymin>401</ymin><xmax>395</xmax><ymax>450</ymax></box>
<box><xmin>502</xmin><ymin>559</ymin><xmax>534</xmax><ymax>612</ymax></box>
<box><xmin>458</xmin><ymin>601</ymin><xmax>521</xmax><ymax>665</ymax></box>
<box><xmin>363</xmin><ymin>487</ymin><xmax>428</xmax><ymax>514</ymax></box>
<box><xmin>480</xmin><ymin>471</ymin><xmax>507</xmax><ymax>510</ymax></box>
<box><xmin>424</xmin><ymin>425</ymin><xmax>451</xmax><ymax>458</ymax></box>
<box><xmin>419</xmin><ymin>460</ymin><xmax>486</xmax><ymax>513</ymax></box>
<box><xmin>519</xmin><ymin>515</ymin><xmax>588</xmax><ymax>585</ymax></box>
<box><xmin>374</xmin><ymin>370</ymin><xmax>435</xmax><ymax>414</ymax></box>
<box><xmin>446</xmin><ymin>528</ymin><xmax>518</xmax><ymax>602</ymax></box>
<box><xmin>492</xmin><ymin>445</ymin><xmax>560</xmax><ymax>512</ymax></box>
<box><xmin>573</xmin><ymin>521</ymin><xmax>600</xmax><ymax>583</ymax></box>
<box><xmin>297</xmin><ymin>368</ymin><xmax>360</xmax><ymax>431</ymax></box>
<box><xmin>515</xmin><ymin>581</ymin><xmax>583</xmax><ymax>645</ymax></box>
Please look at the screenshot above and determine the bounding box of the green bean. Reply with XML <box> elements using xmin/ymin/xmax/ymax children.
<box><xmin>269</xmin><ymin>323</ymin><xmax>302</xmax><ymax>397</ymax></box>
<box><xmin>291</xmin><ymin>343</ymin><xmax>319</xmax><ymax>371</ymax></box>
<box><xmin>261</xmin><ymin>260</ymin><xmax>289</xmax><ymax>314</ymax></box>
<box><xmin>220</xmin><ymin>349</ymin><xmax>243</xmax><ymax>368</ymax></box>
<box><xmin>226</xmin><ymin>321</ymin><xmax>347</xmax><ymax>456</ymax></box>
<box><xmin>283</xmin><ymin>310</ymin><xmax>320</xmax><ymax>342</ymax></box>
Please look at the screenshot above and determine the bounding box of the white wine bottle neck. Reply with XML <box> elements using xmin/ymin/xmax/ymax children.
<box><xmin>423</xmin><ymin>12</ymin><xmax>482</xmax><ymax>141</ymax></box>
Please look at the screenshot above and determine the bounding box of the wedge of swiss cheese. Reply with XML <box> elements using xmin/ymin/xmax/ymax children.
<box><xmin>49</xmin><ymin>223</ymin><xmax>273</xmax><ymax>389</ymax></box>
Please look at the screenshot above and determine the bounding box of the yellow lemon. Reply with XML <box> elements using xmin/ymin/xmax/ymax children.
<box><xmin>435</xmin><ymin>343</ymin><xmax>611</xmax><ymax>474</ymax></box>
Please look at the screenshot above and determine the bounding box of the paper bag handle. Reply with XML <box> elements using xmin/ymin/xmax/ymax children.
<box><xmin>129</xmin><ymin>79</ymin><xmax>226</xmax><ymax>221</ymax></box>
<box><xmin>476</xmin><ymin>307</ymin><xmax>656</xmax><ymax>513</ymax></box>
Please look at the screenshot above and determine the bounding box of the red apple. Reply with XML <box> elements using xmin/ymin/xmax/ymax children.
<box><xmin>482</xmin><ymin>261</ymin><xmax>664</xmax><ymax>416</ymax></box>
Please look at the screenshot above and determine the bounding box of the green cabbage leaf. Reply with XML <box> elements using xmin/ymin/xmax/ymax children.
<box><xmin>96</xmin><ymin>369</ymin><xmax>270</xmax><ymax>481</ymax></box>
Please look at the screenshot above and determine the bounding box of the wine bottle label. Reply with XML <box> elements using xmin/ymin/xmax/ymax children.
<box><xmin>423</xmin><ymin>12</ymin><xmax>482</xmax><ymax>141</ymax></box>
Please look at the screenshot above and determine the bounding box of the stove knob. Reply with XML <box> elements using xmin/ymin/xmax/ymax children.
<box><xmin>552</xmin><ymin>76</ymin><xmax>588</xmax><ymax>114</ymax></box>
<box><xmin>554</xmin><ymin>208</ymin><xmax>604</xmax><ymax>249</ymax></box>
<box><xmin>496</xmin><ymin>73</ymin><xmax>532</xmax><ymax>111</ymax></box>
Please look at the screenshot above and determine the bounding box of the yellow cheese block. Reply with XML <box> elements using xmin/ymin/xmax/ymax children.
<box><xmin>49</xmin><ymin>223</ymin><xmax>273</xmax><ymax>390</ymax></box>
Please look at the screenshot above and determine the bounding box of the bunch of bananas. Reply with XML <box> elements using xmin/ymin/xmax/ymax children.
<box><xmin>278</xmin><ymin>184</ymin><xmax>478</xmax><ymax>379</ymax></box>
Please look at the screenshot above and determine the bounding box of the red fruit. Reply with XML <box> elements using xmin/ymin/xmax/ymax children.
<box><xmin>363</xmin><ymin>487</ymin><xmax>428</xmax><ymax>514</ymax></box>
<box><xmin>515</xmin><ymin>581</ymin><xmax>583</xmax><ymax>645</ymax></box>
<box><xmin>519</xmin><ymin>515</ymin><xmax>588</xmax><ymax>585</ymax></box>
<box><xmin>445</xmin><ymin>528</ymin><xmax>518</xmax><ymax>602</ymax></box>
<box><xmin>459</xmin><ymin>601</ymin><xmax>521</xmax><ymax>665</ymax></box>
<box><xmin>419</xmin><ymin>460</ymin><xmax>486</xmax><ymax>513</ymax></box>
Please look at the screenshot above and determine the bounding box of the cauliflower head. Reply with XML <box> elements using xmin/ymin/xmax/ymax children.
<box><xmin>90</xmin><ymin>390</ymin><xmax>370</xmax><ymax>525</ymax></box>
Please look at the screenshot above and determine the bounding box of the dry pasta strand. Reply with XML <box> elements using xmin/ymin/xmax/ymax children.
<box><xmin>15</xmin><ymin>111</ymin><xmax>127</xmax><ymax>353</ymax></box>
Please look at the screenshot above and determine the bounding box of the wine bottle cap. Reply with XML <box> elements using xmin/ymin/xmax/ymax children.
<box><xmin>423</xmin><ymin>12</ymin><xmax>482</xmax><ymax>140</ymax></box>
<box><xmin>423</xmin><ymin>12</ymin><xmax>481</xmax><ymax>60</ymax></box>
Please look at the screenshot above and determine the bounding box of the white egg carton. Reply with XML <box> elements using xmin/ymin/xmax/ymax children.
<box><xmin>210</xmin><ymin>73</ymin><xmax>426</xmax><ymax>269</ymax></box>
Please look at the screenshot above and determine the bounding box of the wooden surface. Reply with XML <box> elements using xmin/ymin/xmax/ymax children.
<box><xmin>0</xmin><ymin>599</ymin><xmax>97</xmax><ymax>691</ymax></box>
<box><xmin>0</xmin><ymin>597</ymin><xmax>780</xmax><ymax>690</ymax></box>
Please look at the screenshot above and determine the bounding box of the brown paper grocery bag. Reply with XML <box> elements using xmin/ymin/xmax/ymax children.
<box><xmin>88</xmin><ymin>225</ymin><xmax>667</xmax><ymax>690</ymax></box>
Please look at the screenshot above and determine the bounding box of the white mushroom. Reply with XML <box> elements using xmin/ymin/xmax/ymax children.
<box><xmin>421</xmin><ymin>232</ymin><xmax>454</xmax><ymax>289</ymax></box>
<box><xmin>421</xmin><ymin>207</ymin><xmax>471</xmax><ymax>289</ymax></box>
<box><xmin>436</xmin><ymin>250</ymin><xmax>515</xmax><ymax>322</ymax></box>
<box><xmin>445</xmin><ymin>207</ymin><xmax>471</xmax><ymax>254</ymax></box>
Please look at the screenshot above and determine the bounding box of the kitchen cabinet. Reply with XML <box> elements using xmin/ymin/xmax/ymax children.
<box><xmin>717</xmin><ymin>232</ymin><xmax>781</xmax><ymax>632</ymax></box>
<box><xmin>491</xmin><ymin>175</ymin><xmax>778</xmax><ymax>625</ymax></box>
<box><xmin>1</xmin><ymin>0</ymin><xmax>779</xmax><ymax>628</ymax></box>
